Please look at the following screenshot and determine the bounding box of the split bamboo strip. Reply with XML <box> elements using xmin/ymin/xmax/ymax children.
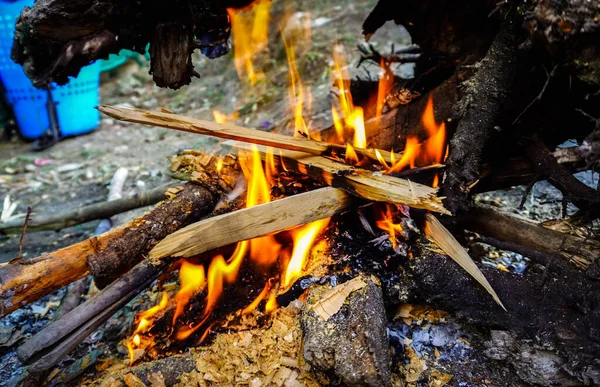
<box><xmin>98</xmin><ymin>105</ymin><xmax>397</xmax><ymax>164</ymax></box>
<box><xmin>150</xmin><ymin>187</ymin><xmax>354</xmax><ymax>260</ymax></box>
<box><xmin>229</xmin><ymin>143</ymin><xmax>449</xmax><ymax>215</ymax></box>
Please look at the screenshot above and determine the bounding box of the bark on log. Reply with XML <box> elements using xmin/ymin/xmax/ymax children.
<box><xmin>86</xmin><ymin>183</ymin><xmax>217</xmax><ymax>287</ymax></box>
<box><xmin>442</xmin><ymin>17</ymin><xmax>522</xmax><ymax>214</ymax></box>
<box><xmin>0</xmin><ymin>182</ymin><xmax>217</xmax><ymax>317</ymax></box>
<box><xmin>55</xmin><ymin>168</ymin><xmax>129</xmax><ymax>319</ymax></box>
<box><xmin>17</xmin><ymin>261</ymin><xmax>164</xmax><ymax>370</ymax></box>
<box><xmin>526</xmin><ymin>139</ymin><xmax>600</xmax><ymax>214</ymax></box>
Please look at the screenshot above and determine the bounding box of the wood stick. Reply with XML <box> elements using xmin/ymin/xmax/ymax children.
<box><xmin>0</xmin><ymin>183</ymin><xmax>216</xmax><ymax>317</ymax></box>
<box><xmin>462</xmin><ymin>205</ymin><xmax>600</xmax><ymax>271</ymax></box>
<box><xmin>18</xmin><ymin>261</ymin><xmax>164</xmax><ymax>367</ymax></box>
<box><xmin>150</xmin><ymin>187</ymin><xmax>354</xmax><ymax>260</ymax></box>
<box><xmin>98</xmin><ymin>105</ymin><xmax>399</xmax><ymax>165</ymax></box>
<box><xmin>0</xmin><ymin>181</ymin><xmax>179</xmax><ymax>234</ymax></box>
<box><xmin>229</xmin><ymin>143</ymin><xmax>449</xmax><ymax>215</ymax></box>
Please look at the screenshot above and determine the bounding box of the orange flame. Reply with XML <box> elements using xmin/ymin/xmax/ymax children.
<box><xmin>242</xmin><ymin>280</ymin><xmax>272</xmax><ymax>315</ymax></box>
<box><xmin>376</xmin><ymin>96</ymin><xmax>446</xmax><ymax>181</ymax></box>
<box><xmin>127</xmin><ymin>292</ymin><xmax>169</xmax><ymax>364</ymax></box>
<box><xmin>331</xmin><ymin>45</ymin><xmax>367</xmax><ymax>150</ymax></box>
<box><xmin>265</xmin><ymin>291</ymin><xmax>278</xmax><ymax>313</ymax></box>
<box><xmin>421</xmin><ymin>96</ymin><xmax>446</xmax><ymax>165</ymax></box>
<box><xmin>128</xmin><ymin>145</ymin><xmax>330</xmax><ymax>348</ymax></box>
<box><xmin>376</xmin><ymin>137</ymin><xmax>419</xmax><ymax>174</ymax></box>
<box><xmin>375</xmin><ymin>62</ymin><xmax>394</xmax><ymax>120</ymax></box>
<box><xmin>283</xmin><ymin>218</ymin><xmax>330</xmax><ymax>288</ymax></box>
<box><xmin>375</xmin><ymin>204</ymin><xmax>404</xmax><ymax>249</ymax></box>
<box><xmin>282</xmin><ymin>27</ymin><xmax>312</xmax><ymax>139</ymax></box>
<box><xmin>213</xmin><ymin>110</ymin><xmax>239</xmax><ymax>124</ymax></box>
<box><xmin>172</xmin><ymin>261</ymin><xmax>206</xmax><ymax>325</ymax></box>
<box><xmin>227</xmin><ymin>0</ymin><xmax>272</xmax><ymax>86</ymax></box>
<box><xmin>345</xmin><ymin>143</ymin><xmax>359</xmax><ymax>165</ymax></box>
<box><xmin>205</xmin><ymin>241</ymin><xmax>248</xmax><ymax>314</ymax></box>
<box><xmin>242</xmin><ymin>146</ymin><xmax>282</xmax><ymax>266</ymax></box>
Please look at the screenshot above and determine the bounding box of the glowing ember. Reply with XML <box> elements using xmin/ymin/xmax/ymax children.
<box><xmin>227</xmin><ymin>0</ymin><xmax>272</xmax><ymax>86</ymax></box>
<box><xmin>283</xmin><ymin>218</ymin><xmax>330</xmax><ymax>288</ymax></box>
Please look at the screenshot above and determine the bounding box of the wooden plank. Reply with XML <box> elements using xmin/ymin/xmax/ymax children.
<box><xmin>98</xmin><ymin>105</ymin><xmax>398</xmax><ymax>164</ymax></box>
<box><xmin>228</xmin><ymin>143</ymin><xmax>450</xmax><ymax>215</ymax></box>
<box><xmin>150</xmin><ymin>187</ymin><xmax>354</xmax><ymax>260</ymax></box>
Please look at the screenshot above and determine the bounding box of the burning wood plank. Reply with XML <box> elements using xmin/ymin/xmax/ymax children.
<box><xmin>98</xmin><ymin>105</ymin><xmax>399</xmax><ymax>164</ymax></box>
<box><xmin>150</xmin><ymin>187</ymin><xmax>354</xmax><ymax>260</ymax></box>
<box><xmin>231</xmin><ymin>144</ymin><xmax>449</xmax><ymax>215</ymax></box>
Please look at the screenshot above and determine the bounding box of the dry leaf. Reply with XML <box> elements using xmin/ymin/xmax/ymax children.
<box><xmin>424</xmin><ymin>213</ymin><xmax>505</xmax><ymax>310</ymax></box>
<box><xmin>311</xmin><ymin>277</ymin><xmax>367</xmax><ymax>320</ymax></box>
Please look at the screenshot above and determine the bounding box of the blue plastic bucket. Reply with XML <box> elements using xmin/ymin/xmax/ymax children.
<box><xmin>0</xmin><ymin>0</ymin><xmax>101</xmax><ymax>139</ymax></box>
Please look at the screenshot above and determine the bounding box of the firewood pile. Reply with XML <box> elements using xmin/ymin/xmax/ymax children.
<box><xmin>1</xmin><ymin>0</ymin><xmax>600</xmax><ymax>386</ymax></box>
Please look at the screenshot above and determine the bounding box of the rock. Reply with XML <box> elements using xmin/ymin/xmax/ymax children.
<box><xmin>301</xmin><ymin>275</ymin><xmax>392</xmax><ymax>387</ymax></box>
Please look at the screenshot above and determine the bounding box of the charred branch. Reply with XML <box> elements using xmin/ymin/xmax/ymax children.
<box><xmin>442</xmin><ymin>17</ymin><xmax>523</xmax><ymax>214</ymax></box>
<box><xmin>11</xmin><ymin>0</ymin><xmax>255</xmax><ymax>89</ymax></box>
<box><xmin>86</xmin><ymin>183</ymin><xmax>217</xmax><ymax>287</ymax></box>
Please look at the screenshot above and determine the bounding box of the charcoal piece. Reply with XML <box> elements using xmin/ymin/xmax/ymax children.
<box><xmin>301</xmin><ymin>276</ymin><xmax>392</xmax><ymax>387</ymax></box>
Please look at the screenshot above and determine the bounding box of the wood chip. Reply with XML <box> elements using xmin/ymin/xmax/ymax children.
<box><xmin>123</xmin><ymin>373</ymin><xmax>146</xmax><ymax>387</ymax></box>
<box><xmin>311</xmin><ymin>277</ymin><xmax>367</xmax><ymax>320</ymax></box>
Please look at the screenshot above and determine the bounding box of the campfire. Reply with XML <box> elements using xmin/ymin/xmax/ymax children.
<box><xmin>2</xmin><ymin>0</ymin><xmax>600</xmax><ymax>385</ymax></box>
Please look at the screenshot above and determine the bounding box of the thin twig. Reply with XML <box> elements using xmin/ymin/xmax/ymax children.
<box><xmin>518</xmin><ymin>175</ymin><xmax>539</xmax><ymax>209</ymax></box>
<box><xmin>18</xmin><ymin>207</ymin><xmax>32</xmax><ymax>259</ymax></box>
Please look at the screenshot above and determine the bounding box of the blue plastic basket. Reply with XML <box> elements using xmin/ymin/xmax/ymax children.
<box><xmin>0</xmin><ymin>0</ymin><xmax>101</xmax><ymax>140</ymax></box>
